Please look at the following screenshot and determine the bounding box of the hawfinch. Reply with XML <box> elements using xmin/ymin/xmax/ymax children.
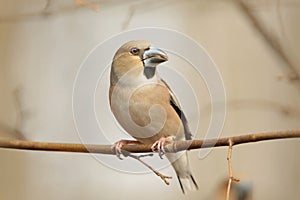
<box><xmin>109</xmin><ymin>40</ymin><xmax>198</xmax><ymax>193</ymax></box>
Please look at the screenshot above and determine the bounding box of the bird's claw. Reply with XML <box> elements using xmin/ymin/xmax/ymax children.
<box><xmin>112</xmin><ymin>140</ymin><xmax>126</xmax><ymax>160</ymax></box>
<box><xmin>112</xmin><ymin>140</ymin><xmax>141</xmax><ymax>159</ymax></box>
<box><xmin>151</xmin><ymin>137</ymin><xmax>173</xmax><ymax>159</ymax></box>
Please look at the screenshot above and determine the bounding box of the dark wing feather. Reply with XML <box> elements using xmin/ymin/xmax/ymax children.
<box><xmin>160</xmin><ymin>79</ymin><xmax>193</xmax><ymax>140</ymax></box>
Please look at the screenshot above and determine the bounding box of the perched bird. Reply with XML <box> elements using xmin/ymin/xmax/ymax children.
<box><xmin>109</xmin><ymin>40</ymin><xmax>198</xmax><ymax>193</ymax></box>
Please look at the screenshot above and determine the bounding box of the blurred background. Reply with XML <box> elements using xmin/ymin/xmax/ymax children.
<box><xmin>0</xmin><ymin>0</ymin><xmax>300</xmax><ymax>199</ymax></box>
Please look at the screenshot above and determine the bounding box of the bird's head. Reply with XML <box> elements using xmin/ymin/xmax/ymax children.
<box><xmin>111</xmin><ymin>40</ymin><xmax>168</xmax><ymax>83</ymax></box>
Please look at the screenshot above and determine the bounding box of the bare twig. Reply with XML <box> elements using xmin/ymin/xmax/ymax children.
<box><xmin>226</xmin><ymin>140</ymin><xmax>240</xmax><ymax>200</ymax></box>
<box><xmin>13</xmin><ymin>87</ymin><xmax>27</xmax><ymax>139</ymax></box>
<box><xmin>0</xmin><ymin>1</ymin><xmax>86</xmax><ymax>23</ymax></box>
<box><xmin>0</xmin><ymin>129</ymin><xmax>299</xmax><ymax>194</ymax></box>
<box><xmin>226</xmin><ymin>140</ymin><xmax>233</xmax><ymax>200</ymax></box>
<box><xmin>236</xmin><ymin>0</ymin><xmax>300</xmax><ymax>87</ymax></box>
<box><xmin>122</xmin><ymin>4</ymin><xmax>135</xmax><ymax>30</ymax></box>
<box><xmin>0</xmin><ymin>129</ymin><xmax>299</xmax><ymax>154</ymax></box>
<box><xmin>75</xmin><ymin>0</ymin><xmax>100</xmax><ymax>11</ymax></box>
<box><xmin>126</xmin><ymin>153</ymin><xmax>172</xmax><ymax>185</ymax></box>
<box><xmin>201</xmin><ymin>99</ymin><xmax>300</xmax><ymax>119</ymax></box>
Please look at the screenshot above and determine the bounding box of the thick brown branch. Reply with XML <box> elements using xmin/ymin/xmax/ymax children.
<box><xmin>0</xmin><ymin>129</ymin><xmax>299</xmax><ymax>154</ymax></box>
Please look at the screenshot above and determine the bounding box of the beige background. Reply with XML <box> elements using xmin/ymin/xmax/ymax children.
<box><xmin>0</xmin><ymin>0</ymin><xmax>300</xmax><ymax>199</ymax></box>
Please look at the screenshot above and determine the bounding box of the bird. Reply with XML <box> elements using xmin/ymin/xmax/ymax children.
<box><xmin>109</xmin><ymin>40</ymin><xmax>198</xmax><ymax>194</ymax></box>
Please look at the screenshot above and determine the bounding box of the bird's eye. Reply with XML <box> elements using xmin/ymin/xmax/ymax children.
<box><xmin>130</xmin><ymin>47</ymin><xmax>140</xmax><ymax>55</ymax></box>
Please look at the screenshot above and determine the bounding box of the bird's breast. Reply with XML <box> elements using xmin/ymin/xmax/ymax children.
<box><xmin>110</xmin><ymin>83</ymin><xmax>181</xmax><ymax>143</ymax></box>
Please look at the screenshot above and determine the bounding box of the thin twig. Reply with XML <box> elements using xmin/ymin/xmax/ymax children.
<box><xmin>226</xmin><ymin>140</ymin><xmax>240</xmax><ymax>200</ymax></box>
<box><xmin>13</xmin><ymin>87</ymin><xmax>27</xmax><ymax>139</ymax></box>
<box><xmin>75</xmin><ymin>0</ymin><xmax>99</xmax><ymax>11</ymax></box>
<box><xmin>0</xmin><ymin>129</ymin><xmax>299</xmax><ymax>154</ymax></box>
<box><xmin>125</xmin><ymin>153</ymin><xmax>172</xmax><ymax>185</ymax></box>
<box><xmin>226</xmin><ymin>140</ymin><xmax>233</xmax><ymax>200</ymax></box>
<box><xmin>236</xmin><ymin>0</ymin><xmax>300</xmax><ymax>88</ymax></box>
<box><xmin>122</xmin><ymin>4</ymin><xmax>135</xmax><ymax>30</ymax></box>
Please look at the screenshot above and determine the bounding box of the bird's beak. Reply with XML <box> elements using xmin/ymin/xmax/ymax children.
<box><xmin>142</xmin><ymin>46</ymin><xmax>168</xmax><ymax>66</ymax></box>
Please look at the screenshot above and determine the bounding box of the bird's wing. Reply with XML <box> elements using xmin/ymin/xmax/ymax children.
<box><xmin>160</xmin><ymin>79</ymin><xmax>193</xmax><ymax>140</ymax></box>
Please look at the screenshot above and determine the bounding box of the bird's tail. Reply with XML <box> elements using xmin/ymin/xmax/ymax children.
<box><xmin>166</xmin><ymin>151</ymin><xmax>198</xmax><ymax>194</ymax></box>
<box><xmin>177</xmin><ymin>173</ymin><xmax>198</xmax><ymax>193</ymax></box>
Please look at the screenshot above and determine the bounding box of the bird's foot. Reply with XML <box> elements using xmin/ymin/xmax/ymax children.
<box><xmin>112</xmin><ymin>140</ymin><xmax>141</xmax><ymax>159</ymax></box>
<box><xmin>151</xmin><ymin>136</ymin><xmax>174</xmax><ymax>159</ymax></box>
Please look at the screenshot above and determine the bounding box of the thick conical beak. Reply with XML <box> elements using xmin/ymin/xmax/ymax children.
<box><xmin>142</xmin><ymin>46</ymin><xmax>168</xmax><ymax>67</ymax></box>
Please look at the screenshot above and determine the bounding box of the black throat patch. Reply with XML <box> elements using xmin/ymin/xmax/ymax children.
<box><xmin>143</xmin><ymin>66</ymin><xmax>156</xmax><ymax>79</ymax></box>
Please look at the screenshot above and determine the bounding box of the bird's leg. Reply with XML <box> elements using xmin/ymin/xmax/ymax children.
<box><xmin>112</xmin><ymin>140</ymin><xmax>141</xmax><ymax>159</ymax></box>
<box><xmin>151</xmin><ymin>136</ymin><xmax>175</xmax><ymax>159</ymax></box>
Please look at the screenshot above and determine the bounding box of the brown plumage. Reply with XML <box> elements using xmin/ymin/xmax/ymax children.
<box><xmin>109</xmin><ymin>40</ymin><xmax>198</xmax><ymax>193</ymax></box>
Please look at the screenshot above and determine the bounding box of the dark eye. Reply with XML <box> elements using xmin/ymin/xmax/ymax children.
<box><xmin>130</xmin><ymin>47</ymin><xmax>139</xmax><ymax>55</ymax></box>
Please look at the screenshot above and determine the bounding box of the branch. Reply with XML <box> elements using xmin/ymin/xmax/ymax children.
<box><xmin>0</xmin><ymin>129</ymin><xmax>299</xmax><ymax>154</ymax></box>
<box><xmin>75</xmin><ymin>0</ymin><xmax>100</xmax><ymax>11</ymax></box>
<box><xmin>236</xmin><ymin>0</ymin><xmax>300</xmax><ymax>87</ymax></box>
<box><xmin>226</xmin><ymin>140</ymin><xmax>240</xmax><ymax>200</ymax></box>
<box><xmin>126</xmin><ymin>153</ymin><xmax>172</xmax><ymax>185</ymax></box>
